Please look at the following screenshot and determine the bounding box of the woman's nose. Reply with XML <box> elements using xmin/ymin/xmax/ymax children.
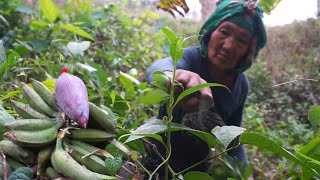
<box><xmin>222</xmin><ymin>37</ymin><xmax>235</xmax><ymax>50</ymax></box>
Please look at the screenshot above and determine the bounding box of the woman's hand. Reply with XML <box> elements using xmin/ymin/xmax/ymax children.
<box><xmin>165</xmin><ymin>70</ymin><xmax>213</xmax><ymax>112</ymax></box>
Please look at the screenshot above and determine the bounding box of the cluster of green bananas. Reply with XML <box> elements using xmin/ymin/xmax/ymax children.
<box><xmin>0</xmin><ymin>79</ymin><xmax>122</xmax><ymax>179</ymax></box>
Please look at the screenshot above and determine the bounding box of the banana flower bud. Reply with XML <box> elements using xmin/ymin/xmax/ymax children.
<box><xmin>55</xmin><ymin>70</ymin><xmax>89</xmax><ymax>128</ymax></box>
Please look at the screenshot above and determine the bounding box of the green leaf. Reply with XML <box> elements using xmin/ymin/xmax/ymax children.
<box><xmin>105</xmin><ymin>144</ymin><xmax>124</xmax><ymax>158</ymax></box>
<box><xmin>184</xmin><ymin>171</ymin><xmax>214</xmax><ymax>180</ymax></box>
<box><xmin>0</xmin><ymin>102</ymin><xmax>15</xmax><ymax>125</ymax></box>
<box><xmin>139</xmin><ymin>89</ymin><xmax>169</xmax><ymax>105</ymax></box>
<box><xmin>39</xmin><ymin>0</ymin><xmax>60</xmax><ymax>23</ymax></box>
<box><xmin>104</xmin><ymin>157</ymin><xmax>122</xmax><ymax>176</ymax></box>
<box><xmin>240</xmin><ymin>132</ymin><xmax>319</xmax><ymax>177</ymax></box>
<box><xmin>30</xmin><ymin>21</ymin><xmax>48</xmax><ymax>31</ymax></box>
<box><xmin>308</xmin><ymin>105</ymin><xmax>320</xmax><ymax>127</ymax></box>
<box><xmin>125</xmin><ymin>119</ymin><xmax>219</xmax><ymax>148</ymax></box>
<box><xmin>173</xmin><ymin>83</ymin><xmax>228</xmax><ymax>108</ymax></box>
<box><xmin>211</xmin><ymin>126</ymin><xmax>246</xmax><ymax>149</ymax></box>
<box><xmin>0</xmin><ymin>90</ymin><xmax>21</xmax><ymax>101</ymax></box>
<box><xmin>104</xmin><ymin>144</ymin><xmax>123</xmax><ymax>175</ymax></box>
<box><xmin>31</xmin><ymin>40</ymin><xmax>50</xmax><ymax>53</ymax></box>
<box><xmin>160</xmin><ymin>27</ymin><xmax>176</xmax><ymax>43</ymax></box>
<box><xmin>151</xmin><ymin>71</ymin><xmax>170</xmax><ymax>90</ymax></box>
<box><xmin>7</xmin><ymin>50</ymin><xmax>20</xmax><ymax>65</ymax></box>
<box><xmin>42</xmin><ymin>79</ymin><xmax>56</xmax><ymax>92</ymax></box>
<box><xmin>60</xmin><ymin>24</ymin><xmax>94</xmax><ymax>40</ymax></box>
<box><xmin>120</xmin><ymin>71</ymin><xmax>140</xmax><ymax>85</ymax></box>
<box><xmin>67</xmin><ymin>41</ymin><xmax>91</xmax><ymax>55</ymax></box>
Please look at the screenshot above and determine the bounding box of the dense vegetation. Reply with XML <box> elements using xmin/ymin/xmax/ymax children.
<box><xmin>0</xmin><ymin>0</ymin><xmax>319</xmax><ymax>179</ymax></box>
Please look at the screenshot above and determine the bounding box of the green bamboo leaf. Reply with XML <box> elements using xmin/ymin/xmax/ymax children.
<box><xmin>39</xmin><ymin>0</ymin><xmax>60</xmax><ymax>23</ymax></box>
<box><xmin>308</xmin><ymin>105</ymin><xmax>320</xmax><ymax>127</ymax></box>
<box><xmin>296</xmin><ymin>151</ymin><xmax>320</xmax><ymax>166</ymax></box>
<box><xmin>0</xmin><ymin>90</ymin><xmax>21</xmax><ymax>101</ymax></box>
<box><xmin>240</xmin><ymin>132</ymin><xmax>319</xmax><ymax>177</ymax></box>
<box><xmin>173</xmin><ymin>83</ymin><xmax>228</xmax><ymax>108</ymax></box>
<box><xmin>60</xmin><ymin>24</ymin><xmax>94</xmax><ymax>40</ymax></box>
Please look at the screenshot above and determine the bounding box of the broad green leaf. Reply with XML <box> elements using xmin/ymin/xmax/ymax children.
<box><xmin>259</xmin><ymin>0</ymin><xmax>282</xmax><ymax>15</ymax></box>
<box><xmin>30</xmin><ymin>21</ymin><xmax>48</xmax><ymax>30</ymax></box>
<box><xmin>139</xmin><ymin>89</ymin><xmax>169</xmax><ymax>105</ymax></box>
<box><xmin>67</xmin><ymin>41</ymin><xmax>91</xmax><ymax>55</ymax></box>
<box><xmin>173</xmin><ymin>83</ymin><xmax>228</xmax><ymax>108</ymax></box>
<box><xmin>119</xmin><ymin>72</ymin><xmax>136</xmax><ymax>100</ymax></box>
<box><xmin>120</xmin><ymin>71</ymin><xmax>140</xmax><ymax>85</ymax></box>
<box><xmin>7</xmin><ymin>50</ymin><xmax>20</xmax><ymax>65</ymax></box>
<box><xmin>40</xmin><ymin>0</ymin><xmax>60</xmax><ymax>23</ymax></box>
<box><xmin>151</xmin><ymin>71</ymin><xmax>170</xmax><ymax>90</ymax></box>
<box><xmin>211</xmin><ymin>126</ymin><xmax>246</xmax><ymax>149</ymax></box>
<box><xmin>104</xmin><ymin>157</ymin><xmax>122</xmax><ymax>176</ymax></box>
<box><xmin>105</xmin><ymin>144</ymin><xmax>124</xmax><ymax>158</ymax></box>
<box><xmin>0</xmin><ymin>102</ymin><xmax>15</xmax><ymax>125</ymax></box>
<box><xmin>160</xmin><ymin>27</ymin><xmax>176</xmax><ymax>43</ymax></box>
<box><xmin>122</xmin><ymin>133</ymin><xmax>165</xmax><ymax>145</ymax></box>
<box><xmin>31</xmin><ymin>40</ymin><xmax>50</xmax><ymax>53</ymax></box>
<box><xmin>125</xmin><ymin>119</ymin><xmax>218</xmax><ymax>148</ymax></box>
<box><xmin>184</xmin><ymin>171</ymin><xmax>214</xmax><ymax>180</ymax></box>
<box><xmin>60</xmin><ymin>24</ymin><xmax>94</xmax><ymax>40</ymax></box>
<box><xmin>42</xmin><ymin>79</ymin><xmax>56</xmax><ymax>92</ymax></box>
<box><xmin>0</xmin><ymin>90</ymin><xmax>21</xmax><ymax>101</ymax></box>
<box><xmin>240</xmin><ymin>132</ymin><xmax>319</xmax><ymax>177</ymax></box>
<box><xmin>308</xmin><ymin>105</ymin><xmax>320</xmax><ymax>127</ymax></box>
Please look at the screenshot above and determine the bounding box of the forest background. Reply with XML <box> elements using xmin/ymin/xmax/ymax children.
<box><xmin>0</xmin><ymin>0</ymin><xmax>319</xmax><ymax>179</ymax></box>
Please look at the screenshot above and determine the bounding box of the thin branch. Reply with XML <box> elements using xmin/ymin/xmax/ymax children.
<box><xmin>273</xmin><ymin>78</ymin><xmax>318</xmax><ymax>87</ymax></box>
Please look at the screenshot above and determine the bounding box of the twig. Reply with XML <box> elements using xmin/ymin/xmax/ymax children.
<box><xmin>1</xmin><ymin>151</ymin><xmax>8</xmax><ymax>180</ymax></box>
<box><xmin>273</xmin><ymin>78</ymin><xmax>318</xmax><ymax>87</ymax></box>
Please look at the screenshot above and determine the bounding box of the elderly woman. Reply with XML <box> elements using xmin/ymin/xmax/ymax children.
<box><xmin>145</xmin><ymin>0</ymin><xmax>267</xmax><ymax>176</ymax></box>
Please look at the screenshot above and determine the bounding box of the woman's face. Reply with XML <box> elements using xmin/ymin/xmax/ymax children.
<box><xmin>207</xmin><ymin>21</ymin><xmax>252</xmax><ymax>71</ymax></box>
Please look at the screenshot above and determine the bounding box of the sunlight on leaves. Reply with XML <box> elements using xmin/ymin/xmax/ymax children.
<box><xmin>60</xmin><ymin>24</ymin><xmax>94</xmax><ymax>40</ymax></box>
<box><xmin>40</xmin><ymin>0</ymin><xmax>60</xmax><ymax>23</ymax></box>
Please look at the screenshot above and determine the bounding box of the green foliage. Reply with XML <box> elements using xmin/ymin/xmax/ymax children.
<box><xmin>8</xmin><ymin>167</ymin><xmax>33</xmax><ymax>180</ymax></box>
<box><xmin>105</xmin><ymin>144</ymin><xmax>124</xmax><ymax>175</ymax></box>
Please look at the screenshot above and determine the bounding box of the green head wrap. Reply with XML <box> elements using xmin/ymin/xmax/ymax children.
<box><xmin>199</xmin><ymin>0</ymin><xmax>267</xmax><ymax>73</ymax></box>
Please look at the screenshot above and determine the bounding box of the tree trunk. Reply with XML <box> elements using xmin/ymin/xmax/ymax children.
<box><xmin>199</xmin><ymin>0</ymin><xmax>217</xmax><ymax>21</ymax></box>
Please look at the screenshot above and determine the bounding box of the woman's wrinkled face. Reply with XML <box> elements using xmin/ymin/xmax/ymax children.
<box><xmin>207</xmin><ymin>21</ymin><xmax>252</xmax><ymax>71</ymax></box>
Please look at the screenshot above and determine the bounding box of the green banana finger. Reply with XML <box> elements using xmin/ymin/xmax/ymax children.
<box><xmin>64</xmin><ymin>142</ymin><xmax>108</xmax><ymax>174</ymax></box>
<box><xmin>0</xmin><ymin>140</ymin><xmax>36</xmax><ymax>164</ymax></box>
<box><xmin>4</xmin><ymin>125</ymin><xmax>59</xmax><ymax>147</ymax></box>
<box><xmin>37</xmin><ymin>145</ymin><xmax>54</xmax><ymax>176</ymax></box>
<box><xmin>11</xmin><ymin>100</ymin><xmax>50</xmax><ymax>119</ymax></box>
<box><xmin>30</xmin><ymin>78</ymin><xmax>60</xmax><ymax>111</ymax></box>
<box><xmin>89</xmin><ymin>102</ymin><xmax>118</xmax><ymax>134</ymax></box>
<box><xmin>68</xmin><ymin>128</ymin><xmax>115</xmax><ymax>143</ymax></box>
<box><xmin>4</xmin><ymin>119</ymin><xmax>57</xmax><ymax>131</ymax></box>
<box><xmin>51</xmin><ymin>130</ymin><xmax>119</xmax><ymax>180</ymax></box>
<box><xmin>20</xmin><ymin>82</ymin><xmax>58</xmax><ymax>118</ymax></box>
<box><xmin>67</xmin><ymin>139</ymin><xmax>113</xmax><ymax>158</ymax></box>
<box><xmin>46</xmin><ymin>166</ymin><xmax>63</xmax><ymax>179</ymax></box>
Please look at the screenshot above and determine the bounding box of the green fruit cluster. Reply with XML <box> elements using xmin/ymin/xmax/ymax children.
<box><xmin>0</xmin><ymin>79</ymin><xmax>122</xmax><ymax>180</ymax></box>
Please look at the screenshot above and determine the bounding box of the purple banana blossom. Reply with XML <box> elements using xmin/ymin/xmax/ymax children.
<box><xmin>55</xmin><ymin>72</ymin><xmax>89</xmax><ymax>128</ymax></box>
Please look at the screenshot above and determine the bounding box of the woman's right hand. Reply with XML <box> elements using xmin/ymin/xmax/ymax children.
<box><xmin>165</xmin><ymin>70</ymin><xmax>213</xmax><ymax>112</ymax></box>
